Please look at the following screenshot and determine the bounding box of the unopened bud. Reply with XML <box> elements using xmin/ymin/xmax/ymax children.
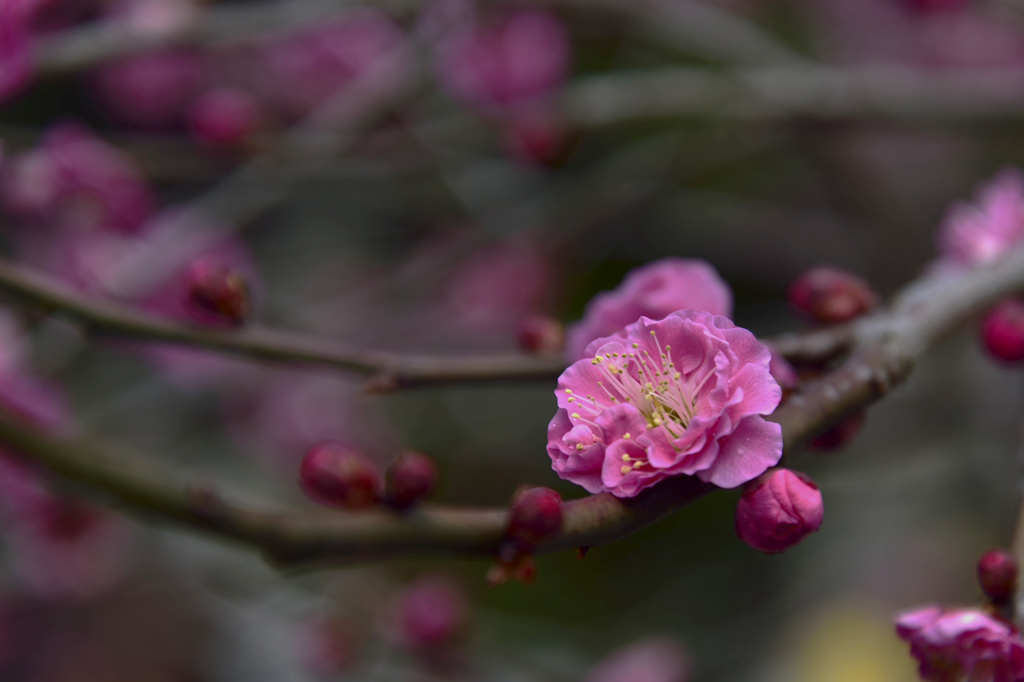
<box><xmin>517</xmin><ymin>315</ymin><xmax>565</xmax><ymax>355</ymax></box>
<box><xmin>184</xmin><ymin>257</ymin><xmax>250</xmax><ymax>328</ymax></box>
<box><xmin>391</xmin><ymin>574</ymin><xmax>469</xmax><ymax>651</ymax></box>
<box><xmin>736</xmin><ymin>469</ymin><xmax>823</xmax><ymax>554</ymax></box>
<box><xmin>187</xmin><ymin>88</ymin><xmax>261</xmax><ymax>148</ymax></box>
<box><xmin>810</xmin><ymin>413</ymin><xmax>865</xmax><ymax>452</ymax></box>
<box><xmin>384</xmin><ymin>450</ymin><xmax>438</xmax><ymax>510</ymax></box>
<box><xmin>978</xmin><ymin>549</ymin><xmax>1018</xmax><ymax>603</ymax></box>
<box><xmin>981</xmin><ymin>298</ymin><xmax>1024</xmax><ymax>363</ymax></box>
<box><xmin>507</xmin><ymin>486</ymin><xmax>563</xmax><ymax>549</ymax></box>
<box><xmin>299</xmin><ymin>441</ymin><xmax>381</xmax><ymax>509</ymax></box>
<box><xmin>503</xmin><ymin>108</ymin><xmax>573</xmax><ymax>167</ymax></box>
<box><xmin>788</xmin><ymin>266</ymin><xmax>877</xmax><ymax>324</ymax></box>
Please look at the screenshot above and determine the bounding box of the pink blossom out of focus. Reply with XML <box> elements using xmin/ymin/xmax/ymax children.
<box><xmin>384</xmin><ymin>450</ymin><xmax>438</xmax><ymax>510</ymax></box>
<box><xmin>816</xmin><ymin>0</ymin><xmax>1024</xmax><ymax>70</ymax></box>
<box><xmin>938</xmin><ymin>169</ymin><xmax>1024</xmax><ymax>271</ymax></box>
<box><xmin>435</xmin><ymin>7</ymin><xmax>570</xmax><ymax>112</ymax></box>
<box><xmin>92</xmin><ymin>50</ymin><xmax>204</xmax><ymax>129</ymax></box>
<box><xmin>549</xmin><ymin>310</ymin><xmax>782</xmax><ymax>497</ymax></box>
<box><xmin>903</xmin><ymin>0</ymin><xmax>972</xmax><ymax>13</ymax></box>
<box><xmin>6</xmin><ymin>495</ymin><xmax>131</xmax><ymax>602</ymax></box>
<box><xmin>0</xmin><ymin>1</ymin><xmax>33</xmax><ymax>104</ymax></box>
<box><xmin>565</xmin><ymin>258</ymin><xmax>733</xmax><ymax>361</ymax></box>
<box><xmin>301</xmin><ymin>618</ymin><xmax>359</xmax><ymax>677</ymax></box>
<box><xmin>735</xmin><ymin>468</ymin><xmax>823</xmax><ymax>554</ymax></box>
<box><xmin>42</xmin><ymin>122</ymin><xmax>155</xmax><ymax>232</ymax></box>
<box><xmin>390</xmin><ymin>574</ymin><xmax>469</xmax><ymax>651</ymax></box>
<box><xmin>982</xmin><ymin>298</ymin><xmax>1024</xmax><ymax>363</ymax></box>
<box><xmin>438</xmin><ymin>239</ymin><xmax>557</xmax><ymax>347</ymax></box>
<box><xmin>2</xmin><ymin>122</ymin><xmax>154</xmax><ymax>234</ymax></box>
<box><xmin>586</xmin><ymin>637</ymin><xmax>692</xmax><ymax>682</ymax></box>
<box><xmin>256</xmin><ymin>10</ymin><xmax>405</xmax><ymax>119</ymax></box>
<box><xmin>109</xmin><ymin>0</ymin><xmax>199</xmax><ymax>37</ymax></box>
<box><xmin>895</xmin><ymin>605</ymin><xmax>1024</xmax><ymax>682</ymax></box>
<box><xmin>503</xmin><ymin>106</ymin><xmax>572</xmax><ymax>167</ymax></box>
<box><xmin>187</xmin><ymin>88</ymin><xmax>262</xmax><ymax>148</ymax></box>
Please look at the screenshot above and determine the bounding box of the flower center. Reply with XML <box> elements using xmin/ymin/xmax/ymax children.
<box><xmin>570</xmin><ymin>329</ymin><xmax>715</xmax><ymax>441</ymax></box>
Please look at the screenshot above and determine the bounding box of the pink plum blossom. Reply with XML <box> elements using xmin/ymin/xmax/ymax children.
<box><xmin>565</xmin><ymin>258</ymin><xmax>733</xmax><ymax>361</ymax></box>
<box><xmin>895</xmin><ymin>605</ymin><xmax>1024</xmax><ymax>682</ymax></box>
<box><xmin>735</xmin><ymin>468</ymin><xmax>823</xmax><ymax>554</ymax></box>
<box><xmin>586</xmin><ymin>637</ymin><xmax>691</xmax><ymax>682</ymax></box>
<box><xmin>938</xmin><ymin>169</ymin><xmax>1024</xmax><ymax>271</ymax></box>
<box><xmin>0</xmin><ymin>1</ymin><xmax>33</xmax><ymax>104</ymax></box>
<box><xmin>389</xmin><ymin>574</ymin><xmax>469</xmax><ymax>651</ymax></box>
<box><xmin>92</xmin><ymin>50</ymin><xmax>204</xmax><ymax>129</ymax></box>
<box><xmin>255</xmin><ymin>11</ymin><xmax>405</xmax><ymax>120</ymax></box>
<box><xmin>2</xmin><ymin>122</ymin><xmax>154</xmax><ymax>233</ymax></box>
<box><xmin>547</xmin><ymin>310</ymin><xmax>782</xmax><ymax>497</ymax></box>
<box><xmin>435</xmin><ymin>7</ymin><xmax>570</xmax><ymax>113</ymax></box>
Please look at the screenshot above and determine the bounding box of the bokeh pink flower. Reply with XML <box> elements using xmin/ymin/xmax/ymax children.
<box><xmin>435</xmin><ymin>6</ymin><xmax>570</xmax><ymax>113</ymax></box>
<box><xmin>938</xmin><ymin>169</ymin><xmax>1024</xmax><ymax>271</ymax></box>
<box><xmin>565</xmin><ymin>258</ymin><xmax>733</xmax><ymax>360</ymax></box>
<box><xmin>895</xmin><ymin>605</ymin><xmax>1024</xmax><ymax>682</ymax></box>
<box><xmin>586</xmin><ymin>637</ymin><xmax>691</xmax><ymax>682</ymax></box>
<box><xmin>548</xmin><ymin>310</ymin><xmax>782</xmax><ymax>497</ymax></box>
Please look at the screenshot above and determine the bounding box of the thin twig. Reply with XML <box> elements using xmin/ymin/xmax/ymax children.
<box><xmin>0</xmin><ymin>245</ymin><xmax>1022</xmax><ymax>567</ymax></box>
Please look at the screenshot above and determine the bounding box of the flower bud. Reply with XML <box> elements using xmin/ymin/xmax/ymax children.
<box><xmin>981</xmin><ymin>298</ymin><xmax>1024</xmax><ymax>363</ymax></box>
<box><xmin>187</xmin><ymin>88</ymin><xmax>261</xmax><ymax>148</ymax></box>
<box><xmin>787</xmin><ymin>267</ymin><xmax>877</xmax><ymax>324</ymax></box>
<box><xmin>384</xmin><ymin>450</ymin><xmax>438</xmax><ymax>510</ymax></box>
<box><xmin>391</xmin><ymin>574</ymin><xmax>469</xmax><ymax>651</ymax></box>
<box><xmin>184</xmin><ymin>257</ymin><xmax>250</xmax><ymax>328</ymax></box>
<box><xmin>299</xmin><ymin>441</ymin><xmax>381</xmax><ymax>509</ymax></box>
<box><xmin>977</xmin><ymin>549</ymin><xmax>1018</xmax><ymax>603</ymax></box>
<box><xmin>736</xmin><ymin>469</ymin><xmax>823</xmax><ymax>554</ymax></box>
<box><xmin>507</xmin><ymin>486</ymin><xmax>563</xmax><ymax>549</ymax></box>
<box><xmin>517</xmin><ymin>315</ymin><xmax>565</xmax><ymax>355</ymax></box>
<box><xmin>503</xmin><ymin>109</ymin><xmax>573</xmax><ymax>167</ymax></box>
<box><xmin>810</xmin><ymin>413</ymin><xmax>865</xmax><ymax>452</ymax></box>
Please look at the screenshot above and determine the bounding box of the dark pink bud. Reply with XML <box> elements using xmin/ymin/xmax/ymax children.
<box><xmin>184</xmin><ymin>257</ymin><xmax>250</xmax><ymax>328</ymax></box>
<box><xmin>384</xmin><ymin>450</ymin><xmax>438</xmax><ymax>510</ymax></box>
<box><xmin>516</xmin><ymin>315</ymin><xmax>565</xmax><ymax>355</ymax></box>
<box><xmin>391</xmin><ymin>574</ymin><xmax>469</xmax><ymax>650</ymax></box>
<box><xmin>977</xmin><ymin>549</ymin><xmax>1018</xmax><ymax>603</ymax></box>
<box><xmin>503</xmin><ymin>109</ymin><xmax>572</xmax><ymax>167</ymax></box>
<box><xmin>736</xmin><ymin>469</ymin><xmax>823</xmax><ymax>554</ymax></box>
<box><xmin>299</xmin><ymin>441</ymin><xmax>381</xmax><ymax>509</ymax></box>
<box><xmin>981</xmin><ymin>298</ymin><xmax>1024</xmax><ymax>363</ymax></box>
<box><xmin>507</xmin><ymin>486</ymin><xmax>563</xmax><ymax>549</ymax></box>
<box><xmin>810</xmin><ymin>413</ymin><xmax>865</xmax><ymax>452</ymax></box>
<box><xmin>187</xmin><ymin>88</ymin><xmax>262</xmax><ymax>148</ymax></box>
<box><xmin>787</xmin><ymin>267</ymin><xmax>877</xmax><ymax>324</ymax></box>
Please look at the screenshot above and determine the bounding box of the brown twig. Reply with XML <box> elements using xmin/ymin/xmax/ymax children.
<box><xmin>0</xmin><ymin>245</ymin><xmax>1022</xmax><ymax>567</ymax></box>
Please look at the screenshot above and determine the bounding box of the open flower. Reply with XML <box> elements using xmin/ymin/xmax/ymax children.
<box><xmin>547</xmin><ymin>310</ymin><xmax>782</xmax><ymax>497</ymax></box>
<box><xmin>937</xmin><ymin>168</ymin><xmax>1024</xmax><ymax>271</ymax></box>
<box><xmin>895</xmin><ymin>605</ymin><xmax>1024</xmax><ymax>682</ymax></box>
<box><xmin>565</xmin><ymin>258</ymin><xmax>733</xmax><ymax>360</ymax></box>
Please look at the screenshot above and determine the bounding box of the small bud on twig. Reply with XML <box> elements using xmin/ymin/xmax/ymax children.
<box><xmin>384</xmin><ymin>450</ymin><xmax>438</xmax><ymax>510</ymax></box>
<box><xmin>788</xmin><ymin>266</ymin><xmax>877</xmax><ymax>324</ymax></box>
<box><xmin>299</xmin><ymin>441</ymin><xmax>381</xmax><ymax>509</ymax></box>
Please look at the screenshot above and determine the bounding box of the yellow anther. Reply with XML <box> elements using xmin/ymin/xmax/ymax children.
<box><xmin>621</xmin><ymin>465</ymin><xmax>632</xmax><ymax>474</ymax></box>
<box><xmin>621</xmin><ymin>454</ymin><xmax>630</xmax><ymax>461</ymax></box>
<box><xmin>624</xmin><ymin>433</ymin><xmax>631</xmax><ymax>439</ymax></box>
<box><xmin>576</xmin><ymin>444</ymin><xmax>584</xmax><ymax>450</ymax></box>
<box><xmin>571</xmin><ymin>413</ymin><xmax>581</xmax><ymax>418</ymax></box>
<box><xmin>567</xmin><ymin>397</ymin><xmax>576</xmax><ymax>403</ymax></box>
<box><xmin>565</xmin><ymin>389</ymin><xmax>573</xmax><ymax>393</ymax></box>
<box><xmin>632</xmin><ymin>343</ymin><xmax>639</xmax><ymax>349</ymax></box>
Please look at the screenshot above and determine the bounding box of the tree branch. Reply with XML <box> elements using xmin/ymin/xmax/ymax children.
<box><xmin>0</xmin><ymin>246</ymin><xmax>1021</xmax><ymax>567</ymax></box>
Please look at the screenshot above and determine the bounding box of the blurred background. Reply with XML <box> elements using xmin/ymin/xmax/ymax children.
<box><xmin>0</xmin><ymin>0</ymin><xmax>1021</xmax><ymax>680</ymax></box>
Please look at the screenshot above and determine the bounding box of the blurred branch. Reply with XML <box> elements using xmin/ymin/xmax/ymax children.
<box><xmin>0</xmin><ymin>246</ymin><xmax>1023</xmax><ymax>566</ymax></box>
<box><xmin>562</xmin><ymin>65</ymin><xmax>1024</xmax><ymax>125</ymax></box>
<box><xmin>0</xmin><ymin>257</ymin><xmax>566</xmax><ymax>384</ymax></box>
